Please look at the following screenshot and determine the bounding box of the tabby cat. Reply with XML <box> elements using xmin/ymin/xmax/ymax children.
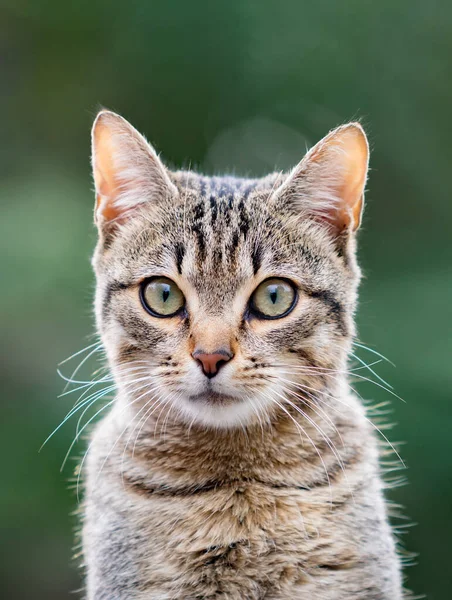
<box><xmin>82</xmin><ymin>110</ymin><xmax>403</xmax><ymax>599</ymax></box>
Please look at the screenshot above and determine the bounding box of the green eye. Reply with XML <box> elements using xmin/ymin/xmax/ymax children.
<box><xmin>140</xmin><ymin>277</ymin><xmax>185</xmax><ymax>317</ymax></box>
<box><xmin>250</xmin><ymin>278</ymin><xmax>297</xmax><ymax>319</ymax></box>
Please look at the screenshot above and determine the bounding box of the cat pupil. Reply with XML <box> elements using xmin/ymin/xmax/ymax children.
<box><xmin>162</xmin><ymin>287</ymin><xmax>170</xmax><ymax>303</ymax></box>
<box><xmin>270</xmin><ymin>288</ymin><xmax>278</xmax><ymax>304</ymax></box>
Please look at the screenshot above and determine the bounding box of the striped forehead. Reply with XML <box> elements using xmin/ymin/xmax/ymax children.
<box><xmin>180</xmin><ymin>176</ymin><xmax>263</xmax><ymax>283</ymax></box>
<box><xmin>195</xmin><ymin>175</ymin><xmax>260</xmax><ymax>198</ymax></box>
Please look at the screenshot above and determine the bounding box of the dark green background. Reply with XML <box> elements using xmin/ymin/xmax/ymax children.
<box><xmin>2</xmin><ymin>1</ymin><xmax>451</xmax><ymax>598</ymax></box>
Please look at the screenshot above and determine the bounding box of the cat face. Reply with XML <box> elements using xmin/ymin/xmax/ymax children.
<box><xmin>91</xmin><ymin>112</ymin><xmax>368</xmax><ymax>428</ymax></box>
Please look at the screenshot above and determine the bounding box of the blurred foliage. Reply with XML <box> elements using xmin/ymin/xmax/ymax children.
<box><xmin>1</xmin><ymin>1</ymin><xmax>451</xmax><ymax>598</ymax></box>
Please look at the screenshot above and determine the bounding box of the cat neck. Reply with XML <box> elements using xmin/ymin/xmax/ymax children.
<box><xmin>106</xmin><ymin>381</ymin><xmax>364</xmax><ymax>493</ymax></box>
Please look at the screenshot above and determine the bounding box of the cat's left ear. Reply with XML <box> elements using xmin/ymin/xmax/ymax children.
<box><xmin>91</xmin><ymin>110</ymin><xmax>177</xmax><ymax>232</ymax></box>
<box><xmin>273</xmin><ymin>123</ymin><xmax>369</xmax><ymax>234</ymax></box>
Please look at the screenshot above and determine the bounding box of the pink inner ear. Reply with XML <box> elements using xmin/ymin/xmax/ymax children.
<box><xmin>91</xmin><ymin>110</ymin><xmax>178</xmax><ymax>232</ymax></box>
<box><xmin>92</xmin><ymin>117</ymin><xmax>151</xmax><ymax>228</ymax></box>
<box><xmin>303</xmin><ymin>124</ymin><xmax>369</xmax><ymax>233</ymax></box>
<box><xmin>92</xmin><ymin>123</ymin><xmax>122</xmax><ymax>222</ymax></box>
<box><xmin>96</xmin><ymin>192</ymin><xmax>121</xmax><ymax>223</ymax></box>
<box><xmin>339</xmin><ymin>130</ymin><xmax>368</xmax><ymax>230</ymax></box>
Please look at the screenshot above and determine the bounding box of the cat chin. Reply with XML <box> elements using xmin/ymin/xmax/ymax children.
<box><xmin>176</xmin><ymin>394</ymin><xmax>270</xmax><ymax>429</ymax></box>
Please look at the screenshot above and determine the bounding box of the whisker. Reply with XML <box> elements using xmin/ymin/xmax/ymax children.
<box><xmin>274</xmin><ymin>363</ymin><xmax>404</xmax><ymax>403</ymax></box>
<box><xmin>40</xmin><ymin>384</ymin><xmax>117</xmax><ymax>450</ymax></box>
<box><xmin>272</xmin><ymin>388</ymin><xmax>347</xmax><ymax>475</ymax></box>
<box><xmin>57</xmin><ymin>377</ymin><xmax>113</xmax><ymax>398</ymax></box>
<box><xmin>256</xmin><ymin>389</ymin><xmax>333</xmax><ymax>506</ymax></box>
<box><xmin>96</xmin><ymin>382</ymin><xmax>166</xmax><ymax>484</ymax></box>
<box><xmin>48</xmin><ymin>359</ymin><xmax>161</xmax><ymax>467</ymax></box>
<box><xmin>63</xmin><ymin>398</ymin><xmax>116</xmax><ymax>473</ymax></box>
<box><xmin>58</xmin><ymin>341</ymin><xmax>102</xmax><ymax>366</ymax></box>
<box><xmin>276</xmin><ymin>380</ymin><xmax>345</xmax><ymax>448</ymax></box>
<box><xmin>75</xmin><ymin>378</ymin><xmax>156</xmax><ymax>437</ymax></box>
<box><xmin>350</xmin><ymin>352</ymin><xmax>393</xmax><ymax>390</ymax></box>
<box><xmin>275</xmin><ymin>362</ymin><xmax>405</xmax><ymax>469</ymax></box>
<box><xmin>120</xmin><ymin>394</ymin><xmax>167</xmax><ymax>479</ymax></box>
<box><xmin>57</xmin><ymin>369</ymin><xmax>106</xmax><ymax>386</ymax></box>
<box><xmin>61</xmin><ymin>344</ymin><xmax>104</xmax><ymax>392</ymax></box>
<box><xmin>316</xmin><ymin>390</ymin><xmax>405</xmax><ymax>468</ymax></box>
<box><xmin>131</xmin><ymin>394</ymin><xmax>167</xmax><ymax>455</ymax></box>
<box><xmin>352</xmin><ymin>341</ymin><xmax>396</xmax><ymax>367</ymax></box>
<box><xmin>80</xmin><ymin>377</ymin><xmax>170</xmax><ymax>495</ymax></box>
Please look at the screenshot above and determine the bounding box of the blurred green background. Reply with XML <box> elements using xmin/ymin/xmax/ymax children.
<box><xmin>1</xmin><ymin>1</ymin><xmax>451</xmax><ymax>598</ymax></box>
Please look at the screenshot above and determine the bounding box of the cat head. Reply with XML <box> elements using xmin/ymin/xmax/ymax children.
<box><xmin>91</xmin><ymin>111</ymin><xmax>369</xmax><ymax>428</ymax></box>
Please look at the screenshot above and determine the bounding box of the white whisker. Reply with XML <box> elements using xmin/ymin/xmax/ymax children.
<box><xmin>58</xmin><ymin>341</ymin><xmax>102</xmax><ymax>366</ymax></box>
<box><xmin>256</xmin><ymin>389</ymin><xmax>333</xmax><ymax>507</ymax></box>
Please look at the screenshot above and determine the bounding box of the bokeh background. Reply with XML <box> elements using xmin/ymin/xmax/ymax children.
<box><xmin>2</xmin><ymin>1</ymin><xmax>451</xmax><ymax>598</ymax></box>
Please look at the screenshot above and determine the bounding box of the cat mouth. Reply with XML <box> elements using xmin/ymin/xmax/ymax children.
<box><xmin>188</xmin><ymin>392</ymin><xmax>240</xmax><ymax>406</ymax></box>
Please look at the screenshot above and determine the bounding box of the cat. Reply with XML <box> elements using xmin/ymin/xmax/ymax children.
<box><xmin>81</xmin><ymin>110</ymin><xmax>404</xmax><ymax>599</ymax></box>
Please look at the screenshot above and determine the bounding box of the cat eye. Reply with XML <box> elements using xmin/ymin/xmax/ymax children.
<box><xmin>140</xmin><ymin>277</ymin><xmax>185</xmax><ymax>317</ymax></box>
<box><xmin>250</xmin><ymin>278</ymin><xmax>297</xmax><ymax>319</ymax></box>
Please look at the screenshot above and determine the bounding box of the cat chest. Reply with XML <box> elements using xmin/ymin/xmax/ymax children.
<box><xmin>125</xmin><ymin>480</ymin><xmax>357</xmax><ymax>581</ymax></box>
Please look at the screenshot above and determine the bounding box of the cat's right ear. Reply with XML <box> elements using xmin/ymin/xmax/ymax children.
<box><xmin>91</xmin><ymin>110</ymin><xmax>177</xmax><ymax>235</ymax></box>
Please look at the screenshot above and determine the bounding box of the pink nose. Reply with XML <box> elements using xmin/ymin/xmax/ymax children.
<box><xmin>192</xmin><ymin>349</ymin><xmax>233</xmax><ymax>378</ymax></box>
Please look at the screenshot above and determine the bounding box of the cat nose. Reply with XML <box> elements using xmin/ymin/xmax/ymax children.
<box><xmin>192</xmin><ymin>348</ymin><xmax>233</xmax><ymax>378</ymax></box>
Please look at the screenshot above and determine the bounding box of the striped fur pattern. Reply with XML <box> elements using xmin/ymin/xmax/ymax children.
<box><xmin>82</xmin><ymin>112</ymin><xmax>403</xmax><ymax>599</ymax></box>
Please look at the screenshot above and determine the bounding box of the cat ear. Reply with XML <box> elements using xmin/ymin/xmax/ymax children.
<box><xmin>91</xmin><ymin>110</ymin><xmax>177</xmax><ymax>231</ymax></box>
<box><xmin>273</xmin><ymin>123</ymin><xmax>369</xmax><ymax>234</ymax></box>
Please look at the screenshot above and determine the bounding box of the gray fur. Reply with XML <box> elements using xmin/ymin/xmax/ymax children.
<box><xmin>82</xmin><ymin>112</ymin><xmax>404</xmax><ymax>599</ymax></box>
